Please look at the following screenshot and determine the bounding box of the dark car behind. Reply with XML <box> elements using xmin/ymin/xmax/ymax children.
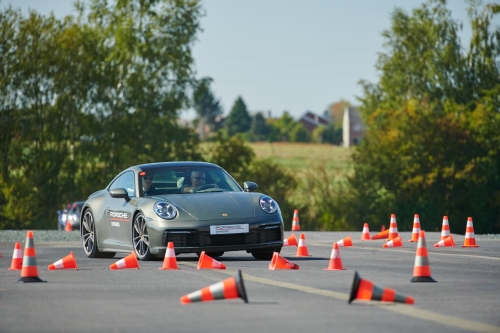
<box><xmin>66</xmin><ymin>201</ymin><xmax>84</xmax><ymax>230</ymax></box>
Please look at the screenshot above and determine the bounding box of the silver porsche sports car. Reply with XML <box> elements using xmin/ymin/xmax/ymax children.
<box><xmin>80</xmin><ymin>162</ymin><xmax>283</xmax><ymax>260</ymax></box>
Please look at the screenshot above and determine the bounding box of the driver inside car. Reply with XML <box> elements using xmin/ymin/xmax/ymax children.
<box><xmin>183</xmin><ymin>171</ymin><xmax>206</xmax><ymax>193</ymax></box>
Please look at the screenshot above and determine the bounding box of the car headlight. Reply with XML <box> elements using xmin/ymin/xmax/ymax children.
<box><xmin>259</xmin><ymin>195</ymin><xmax>278</xmax><ymax>214</ymax></box>
<box><xmin>154</xmin><ymin>201</ymin><xmax>177</xmax><ymax>220</ymax></box>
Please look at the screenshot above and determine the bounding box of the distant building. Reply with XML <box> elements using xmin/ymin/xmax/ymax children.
<box><xmin>298</xmin><ymin>111</ymin><xmax>332</xmax><ymax>132</ymax></box>
<box><xmin>342</xmin><ymin>107</ymin><xmax>365</xmax><ymax>147</ymax></box>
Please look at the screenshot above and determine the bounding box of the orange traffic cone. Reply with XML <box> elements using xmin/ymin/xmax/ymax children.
<box><xmin>381</xmin><ymin>225</ymin><xmax>386</xmax><ymax>232</ymax></box>
<box><xmin>48</xmin><ymin>252</ymin><xmax>78</xmax><ymax>270</ymax></box>
<box><xmin>19</xmin><ymin>230</ymin><xmax>45</xmax><ymax>282</ymax></box>
<box><xmin>110</xmin><ymin>252</ymin><xmax>139</xmax><ymax>270</ymax></box>
<box><xmin>269</xmin><ymin>252</ymin><xmax>299</xmax><ymax>270</ymax></box>
<box><xmin>361</xmin><ymin>223</ymin><xmax>371</xmax><ymax>240</ymax></box>
<box><xmin>440</xmin><ymin>216</ymin><xmax>450</xmax><ymax>240</ymax></box>
<box><xmin>159</xmin><ymin>242</ymin><xmax>179</xmax><ymax>270</ymax></box>
<box><xmin>9</xmin><ymin>242</ymin><xmax>23</xmax><ymax>271</ymax></box>
<box><xmin>388</xmin><ymin>214</ymin><xmax>399</xmax><ymax>240</ymax></box>
<box><xmin>180</xmin><ymin>270</ymin><xmax>248</xmax><ymax>304</ymax></box>
<box><xmin>65</xmin><ymin>221</ymin><xmax>72</xmax><ymax>232</ymax></box>
<box><xmin>409</xmin><ymin>214</ymin><xmax>421</xmax><ymax>242</ymax></box>
<box><xmin>291</xmin><ymin>209</ymin><xmax>300</xmax><ymax>231</ymax></box>
<box><xmin>411</xmin><ymin>230</ymin><xmax>436</xmax><ymax>282</ymax></box>
<box><xmin>283</xmin><ymin>234</ymin><xmax>298</xmax><ymax>246</ymax></box>
<box><xmin>295</xmin><ymin>233</ymin><xmax>310</xmax><ymax>257</ymax></box>
<box><xmin>336</xmin><ymin>235</ymin><xmax>353</xmax><ymax>247</ymax></box>
<box><xmin>371</xmin><ymin>229</ymin><xmax>389</xmax><ymax>240</ymax></box>
<box><xmin>325</xmin><ymin>243</ymin><xmax>345</xmax><ymax>270</ymax></box>
<box><xmin>462</xmin><ymin>217</ymin><xmax>479</xmax><ymax>248</ymax></box>
<box><xmin>197</xmin><ymin>251</ymin><xmax>226</xmax><ymax>269</ymax></box>
<box><xmin>434</xmin><ymin>235</ymin><xmax>455</xmax><ymax>248</ymax></box>
<box><xmin>349</xmin><ymin>271</ymin><xmax>414</xmax><ymax>305</ymax></box>
<box><xmin>383</xmin><ymin>236</ymin><xmax>403</xmax><ymax>248</ymax></box>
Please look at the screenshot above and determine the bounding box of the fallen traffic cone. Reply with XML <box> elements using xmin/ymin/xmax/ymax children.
<box><xmin>348</xmin><ymin>271</ymin><xmax>414</xmax><ymax>305</ymax></box>
<box><xmin>336</xmin><ymin>235</ymin><xmax>353</xmax><ymax>247</ymax></box>
<box><xmin>325</xmin><ymin>243</ymin><xmax>345</xmax><ymax>270</ymax></box>
<box><xmin>411</xmin><ymin>230</ymin><xmax>436</xmax><ymax>282</ymax></box>
<box><xmin>440</xmin><ymin>216</ymin><xmax>450</xmax><ymax>240</ymax></box>
<box><xmin>283</xmin><ymin>234</ymin><xmax>298</xmax><ymax>246</ymax></box>
<box><xmin>409</xmin><ymin>214</ymin><xmax>421</xmax><ymax>242</ymax></box>
<box><xmin>48</xmin><ymin>252</ymin><xmax>78</xmax><ymax>270</ymax></box>
<box><xmin>159</xmin><ymin>242</ymin><xmax>179</xmax><ymax>270</ymax></box>
<box><xmin>65</xmin><ymin>221</ymin><xmax>72</xmax><ymax>232</ymax></box>
<box><xmin>462</xmin><ymin>217</ymin><xmax>479</xmax><ymax>248</ymax></box>
<box><xmin>197</xmin><ymin>251</ymin><xmax>226</xmax><ymax>269</ymax></box>
<box><xmin>388</xmin><ymin>214</ymin><xmax>399</xmax><ymax>240</ymax></box>
<box><xmin>269</xmin><ymin>252</ymin><xmax>299</xmax><ymax>270</ymax></box>
<box><xmin>361</xmin><ymin>223</ymin><xmax>371</xmax><ymax>240</ymax></box>
<box><xmin>383</xmin><ymin>236</ymin><xmax>403</xmax><ymax>248</ymax></box>
<box><xmin>8</xmin><ymin>242</ymin><xmax>23</xmax><ymax>271</ymax></box>
<box><xmin>291</xmin><ymin>209</ymin><xmax>300</xmax><ymax>231</ymax></box>
<box><xmin>371</xmin><ymin>229</ymin><xmax>389</xmax><ymax>240</ymax></box>
<box><xmin>434</xmin><ymin>235</ymin><xmax>455</xmax><ymax>247</ymax></box>
<box><xmin>295</xmin><ymin>233</ymin><xmax>310</xmax><ymax>257</ymax></box>
<box><xmin>110</xmin><ymin>252</ymin><xmax>139</xmax><ymax>270</ymax></box>
<box><xmin>19</xmin><ymin>230</ymin><xmax>45</xmax><ymax>282</ymax></box>
<box><xmin>180</xmin><ymin>270</ymin><xmax>248</xmax><ymax>304</ymax></box>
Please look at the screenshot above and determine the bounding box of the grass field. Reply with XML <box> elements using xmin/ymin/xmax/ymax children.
<box><xmin>247</xmin><ymin>142</ymin><xmax>354</xmax><ymax>173</ymax></box>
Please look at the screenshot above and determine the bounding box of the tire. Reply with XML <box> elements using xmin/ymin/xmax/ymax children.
<box><xmin>132</xmin><ymin>212</ymin><xmax>154</xmax><ymax>261</ymax></box>
<box><xmin>251</xmin><ymin>249</ymin><xmax>276</xmax><ymax>260</ymax></box>
<box><xmin>82</xmin><ymin>209</ymin><xmax>116</xmax><ymax>258</ymax></box>
<box><xmin>196</xmin><ymin>251</ymin><xmax>224</xmax><ymax>258</ymax></box>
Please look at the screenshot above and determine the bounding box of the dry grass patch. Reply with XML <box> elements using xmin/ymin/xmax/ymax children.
<box><xmin>248</xmin><ymin>142</ymin><xmax>353</xmax><ymax>173</ymax></box>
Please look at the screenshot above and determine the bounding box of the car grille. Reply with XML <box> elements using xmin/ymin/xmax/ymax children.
<box><xmin>162</xmin><ymin>225</ymin><xmax>281</xmax><ymax>248</ymax></box>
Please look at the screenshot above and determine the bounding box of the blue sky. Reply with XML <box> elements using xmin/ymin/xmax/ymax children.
<box><xmin>2</xmin><ymin>0</ymin><xmax>498</xmax><ymax>120</ymax></box>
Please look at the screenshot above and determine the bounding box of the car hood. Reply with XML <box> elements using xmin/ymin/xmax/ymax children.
<box><xmin>158</xmin><ymin>192</ymin><xmax>255</xmax><ymax>221</ymax></box>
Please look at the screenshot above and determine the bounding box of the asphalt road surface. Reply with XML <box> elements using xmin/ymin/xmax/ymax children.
<box><xmin>1</xmin><ymin>231</ymin><xmax>499</xmax><ymax>333</ymax></box>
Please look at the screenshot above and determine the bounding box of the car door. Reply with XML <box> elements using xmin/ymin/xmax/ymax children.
<box><xmin>106</xmin><ymin>171</ymin><xmax>136</xmax><ymax>249</ymax></box>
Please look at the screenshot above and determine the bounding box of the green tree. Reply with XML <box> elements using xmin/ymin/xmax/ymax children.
<box><xmin>0</xmin><ymin>0</ymin><xmax>204</xmax><ymax>229</ymax></box>
<box><xmin>266</xmin><ymin>111</ymin><xmax>296</xmax><ymax>142</ymax></box>
<box><xmin>193</xmin><ymin>78</ymin><xmax>223</xmax><ymax>140</ymax></box>
<box><xmin>205</xmin><ymin>132</ymin><xmax>255</xmax><ymax>180</ymax></box>
<box><xmin>225</xmin><ymin>96</ymin><xmax>251</xmax><ymax>137</ymax></box>
<box><xmin>349</xmin><ymin>0</ymin><xmax>500</xmax><ymax>233</ymax></box>
<box><xmin>249</xmin><ymin>112</ymin><xmax>268</xmax><ymax>142</ymax></box>
<box><xmin>289</xmin><ymin>122</ymin><xmax>310</xmax><ymax>143</ymax></box>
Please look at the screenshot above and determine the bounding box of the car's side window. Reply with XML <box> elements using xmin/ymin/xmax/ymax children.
<box><xmin>118</xmin><ymin>171</ymin><xmax>136</xmax><ymax>197</ymax></box>
<box><xmin>109</xmin><ymin>174</ymin><xmax>123</xmax><ymax>191</ymax></box>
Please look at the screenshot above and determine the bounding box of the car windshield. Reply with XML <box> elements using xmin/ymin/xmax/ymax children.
<box><xmin>139</xmin><ymin>166</ymin><xmax>242</xmax><ymax>197</ymax></box>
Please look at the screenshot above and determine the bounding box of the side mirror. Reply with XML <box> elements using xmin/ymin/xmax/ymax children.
<box><xmin>110</xmin><ymin>188</ymin><xmax>130</xmax><ymax>202</ymax></box>
<box><xmin>243</xmin><ymin>182</ymin><xmax>258</xmax><ymax>192</ymax></box>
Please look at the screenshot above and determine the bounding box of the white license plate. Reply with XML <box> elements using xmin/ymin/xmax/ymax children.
<box><xmin>210</xmin><ymin>224</ymin><xmax>249</xmax><ymax>235</ymax></box>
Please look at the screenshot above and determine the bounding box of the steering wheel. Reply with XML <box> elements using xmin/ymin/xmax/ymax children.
<box><xmin>195</xmin><ymin>184</ymin><xmax>217</xmax><ymax>192</ymax></box>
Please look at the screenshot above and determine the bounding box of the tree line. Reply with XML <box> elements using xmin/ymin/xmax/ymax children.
<box><xmin>193</xmin><ymin>86</ymin><xmax>344</xmax><ymax>145</ymax></box>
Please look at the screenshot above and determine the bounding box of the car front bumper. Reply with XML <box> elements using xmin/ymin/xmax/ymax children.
<box><xmin>148</xmin><ymin>217</ymin><xmax>284</xmax><ymax>255</ymax></box>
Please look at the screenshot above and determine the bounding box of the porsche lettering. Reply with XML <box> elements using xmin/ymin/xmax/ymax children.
<box><xmin>110</xmin><ymin>212</ymin><xmax>128</xmax><ymax>218</ymax></box>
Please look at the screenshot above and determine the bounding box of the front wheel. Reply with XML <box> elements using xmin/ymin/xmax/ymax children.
<box><xmin>133</xmin><ymin>213</ymin><xmax>154</xmax><ymax>261</ymax></box>
<box><xmin>82</xmin><ymin>209</ymin><xmax>116</xmax><ymax>258</ymax></box>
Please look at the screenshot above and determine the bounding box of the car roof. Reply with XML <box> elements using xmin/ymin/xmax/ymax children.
<box><xmin>127</xmin><ymin>162</ymin><xmax>221</xmax><ymax>172</ymax></box>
